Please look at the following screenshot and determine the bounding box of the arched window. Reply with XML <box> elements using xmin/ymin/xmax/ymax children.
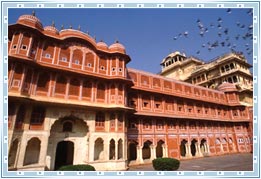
<box><xmin>109</xmin><ymin>139</ymin><xmax>115</xmax><ymax>160</ymax></box>
<box><xmin>230</xmin><ymin>63</ymin><xmax>235</xmax><ymax>69</ymax></box>
<box><xmin>94</xmin><ymin>138</ymin><xmax>104</xmax><ymax>160</ymax></box>
<box><xmin>63</xmin><ymin>121</ymin><xmax>73</xmax><ymax>132</ymax></box>
<box><xmin>233</xmin><ymin>76</ymin><xmax>238</xmax><ymax>83</ymax></box>
<box><xmin>118</xmin><ymin>139</ymin><xmax>123</xmax><ymax>159</ymax></box>
<box><xmin>23</xmin><ymin>137</ymin><xmax>41</xmax><ymax>165</ymax></box>
<box><xmin>55</xmin><ymin>75</ymin><xmax>67</xmax><ymax>94</ymax></box>
<box><xmin>221</xmin><ymin>66</ymin><xmax>225</xmax><ymax>73</ymax></box>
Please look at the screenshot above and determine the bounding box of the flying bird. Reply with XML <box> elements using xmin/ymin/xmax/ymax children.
<box><xmin>224</xmin><ymin>28</ymin><xmax>229</xmax><ymax>35</ymax></box>
<box><xmin>247</xmin><ymin>9</ymin><xmax>253</xmax><ymax>16</ymax></box>
<box><xmin>227</xmin><ymin>8</ymin><xmax>232</xmax><ymax>14</ymax></box>
<box><xmin>184</xmin><ymin>31</ymin><xmax>189</xmax><ymax>37</ymax></box>
<box><xmin>217</xmin><ymin>17</ymin><xmax>222</xmax><ymax>23</ymax></box>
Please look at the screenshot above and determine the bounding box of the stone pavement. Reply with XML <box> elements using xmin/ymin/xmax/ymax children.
<box><xmin>127</xmin><ymin>153</ymin><xmax>253</xmax><ymax>171</ymax></box>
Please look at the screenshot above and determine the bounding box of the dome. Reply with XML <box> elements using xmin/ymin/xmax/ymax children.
<box><xmin>17</xmin><ymin>14</ymin><xmax>43</xmax><ymax>30</ymax></box>
<box><xmin>217</xmin><ymin>82</ymin><xmax>238</xmax><ymax>92</ymax></box>
<box><xmin>44</xmin><ymin>26</ymin><xmax>59</xmax><ymax>35</ymax></box>
<box><xmin>97</xmin><ymin>40</ymin><xmax>108</xmax><ymax>50</ymax></box>
<box><xmin>109</xmin><ymin>41</ymin><xmax>126</xmax><ymax>54</ymax></box>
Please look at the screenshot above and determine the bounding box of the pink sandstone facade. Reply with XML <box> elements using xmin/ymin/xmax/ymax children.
<box><xmin>7</xmin><ymin>14</ymin><xmax>253</xmax><ymax>171</ymax></box>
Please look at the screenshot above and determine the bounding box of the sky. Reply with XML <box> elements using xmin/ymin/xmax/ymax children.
<box><xmin>8</xmin><ymin>8</ymin><xmax>253</xmax><ymax>74</ymax></box>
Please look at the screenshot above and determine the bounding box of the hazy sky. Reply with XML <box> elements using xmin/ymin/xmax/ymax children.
<box><xmin>8</xmin><ymin>8</ymin><xmax>253</xmax><ymax>73</ymax></box>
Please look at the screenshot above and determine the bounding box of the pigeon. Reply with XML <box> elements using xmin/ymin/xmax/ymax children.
<box><xmin>227</xmin><ymin>8</ymin><xmax>232</xmax><ymax>14</ymax></box>
<box><xmin>224</xmin><ymin>28</ymin><xmax>229</xmax><ymax>35</ymax></box>
<box><xmin>184</xmin><ymin>31</ymin><xmax>189</xmax><ymax>37</ymax></box>
<box><xmin>217</xmin><ymin>17</ymin><xmax>222</xmax><ymax>23</ymax></box>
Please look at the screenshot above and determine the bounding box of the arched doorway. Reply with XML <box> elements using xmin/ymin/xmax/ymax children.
<box><xmin>118</xmin><ymin>139</ymin><xmax>123</xmax><ymax>159</ymax></box>
<box><xmin>191</xmin><ymin>139</ymin><xmax>197</xmax><ymax>156</ymax></box>
<box><xmin>142</xmin><ymin>140</ymin><xmax>152</xmax><ymax>160</ymax></box>
<box><xmin>180</xmin><ymin>139</ymin><xmax>187</xmax><ymax>157</ymax></box>
<box><xmin>156</xmin><ymin>140</ymin><xmax>164</xmax><ymax>158</ymax></box>
<box><xmin>109</xmin><ymin>139</ymin><xmax>115</xmax><ymax>160</ymax></box>
<box><xmin>128</xmin><ymin>142</ymin><xmax>137</xmax><ymax>161</ymax></box>
<box><xmin>200</xmin><ymin>139</ymin><xmax>207</xmax><ymax>154</ymax></box>
<box><xmin>47</xmin><ymin>115</ymin><xmax>89</xmax><ymax>170</ymax></box>
<box><xmin>54</xmin><ymin>141</ymin><xmax>74</xmax><ymax>170</ymax></box>
<box><xmin>94</xmin><ymin>138</ymin><xmax>104</xmax><ymax>161</ymax></box>
<box><xmin>24</xmin><ymin>137</ymin><xmax>41</xmax><ymax>166</ymax></box>
<box><xmin>8</xmin><ymin>139</ymin><xmax>19</xmax><ymax>167</ymax></box>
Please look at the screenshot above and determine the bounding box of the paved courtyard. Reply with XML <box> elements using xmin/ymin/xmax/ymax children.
<box><xmin>127</xmin><ymin>153</ymin><xmax>253</xmax><ymax>171</ymax></box>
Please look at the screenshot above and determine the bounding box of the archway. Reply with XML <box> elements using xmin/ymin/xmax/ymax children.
<box><xmin>24</xmin><ymin>137</ymin><xmax>41</xmax><ymax>166</ymax></box>
<box><xmin>47</xmin><ymin>115</ymin><xmax>89</xmax><ymax>170</ymax></box>
<box><xmin>8</xmin><ymin>139</ymin><xmax>19</xmax><ymax>167</ymax></box>
<box><xmin>94</xmin><ymin>138</ymin><xmax>104</xmax><ymax>161</ymax></box>
<box><xmin>128</xmin><ymin>142</ymin><xmax>137</xmax><ymax>161</ymax></box>
<box><xmin>109</xmin><ymin>139</ymin><xmax>115</xmax><ymax>160</ymax></box>
<box><xmin>54</xmin><ymin>141</ymin><xmax>74</xmax><ymax>170</ymax></box>
<box><xmin>142</xmin><ymin>140</ymin><xmax>152</xmax><ymax>160</ymax></box>
<box><xmin>180</xmin><ymin>139</ymin><xmax>187</xmax><ymax>157</ymax></box>
<box><xmin>118</xmin><ymin>139</ymin><xmax>123</xmax><ymax>159</ymax></box>
<box><xmin>200</xmin><ymin>139</ymin><xmax>207</xmax><ymax>154</ymax></box>
<box><xmin>156</xmin><ymin>140</ymin><xmax>164</xmax><ymax>158</ymax></box>
<box><xmin>191</xmin><ymin>139</ymin><xmax>197</xmax><ymax>156</ymax></box>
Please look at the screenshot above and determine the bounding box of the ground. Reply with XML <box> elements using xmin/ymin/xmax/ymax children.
<box><xmin>127</xmin><ymin>153</ymin><xmax>253</xmax><ymax>171</ymax></box>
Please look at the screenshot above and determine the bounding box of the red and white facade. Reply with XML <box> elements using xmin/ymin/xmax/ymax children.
<box><xmin>8</xmin><ymin>14</ymin><xmax>252</xmax><ymax>171</ymax></box>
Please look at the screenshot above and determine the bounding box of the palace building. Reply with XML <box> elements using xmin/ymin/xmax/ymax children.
<box><xmin>160</xmin><ymin>51</ymin><xmax>253</xmax><ymax>106</ymax></box>
<box><xmin>8</xmin><ymin>14</ymin><xmax>253</xmax><ymax>171</ymax></box>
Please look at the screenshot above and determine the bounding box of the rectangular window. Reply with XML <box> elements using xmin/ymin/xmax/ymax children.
<box><xmin>61</xmin><ymin>57</ymin><xmax>67</xmax><ymax>62</ymax></box>
<box><xmin>143</xmin><ymin>102</ymin><xmax>149</xmax><ymax>107</ymax></box>
<box><xmin>74</xmin><ymin>60</ymin><xmax>80</xmax><ymax>64</ymax></box>
<box><xmin>45</xmin><ymin>53</ymin><xmax>51</xmax><ymax>58</ymax></box>
<box><xmin>30</xmin><ymin>107</ymin><xmax>45</xmax><ymax>124</ymax></box>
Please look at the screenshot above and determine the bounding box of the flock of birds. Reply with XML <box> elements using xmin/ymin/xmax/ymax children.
<box><xmin>173</xmin><ymin>8</ymin><xmax>253</xmax><ymax>57</ymax></box>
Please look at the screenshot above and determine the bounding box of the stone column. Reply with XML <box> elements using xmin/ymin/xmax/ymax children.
<box><xmin>150</xmin><ymin>145</ymin><xmax>156</xmax><ymax>160</ymax></box>
<box><xmin>185</xmin><ymin>143</ymin><xmax>192</xmax><ymax>158</ymax></box>
<box><xmin>206</xmin><ymin>144</ymin><xmax>210</xmax><ymax>155</ymax></box>
<box><xmin>197</xmin><ymin>143</ymin><xmax>203</xmax><ymax>157</ymax></box>
<box><xmin>136</xmin><ymin>146</ymin><xmax>144</xmax><ymax>164</ymax></box>
<box><xmin>16</xmin><ymin>135</ymin><xmax>28</xmax><ymax>168</ymax></box>
<box><xmin>115</xmin><ymin>142</ymin><xmax>118</xmax><ymax>160</ymax></box>
<box><xmin>39</xmin><ymin>134</ymin><xmax>49</xmax><ymax>167</ymax></box>
<box><xmin>220</xmin><ymin>143</ymin><xmax>224</xmax><ymax>153</ymax></box>
<box><xmin>163</xmin><ymin>144</ymin><xmax>168</xmax><ymax>157</ymax></box>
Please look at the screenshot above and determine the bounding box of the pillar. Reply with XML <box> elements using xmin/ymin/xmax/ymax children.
<box><xmin>185</xmin><ymin>143</ymin><xmax>192</xmax><ymax>158</ymax></box>
<box><xmin>39</xmin><ymin>134</ymin><xmax>49</xmax><ymax>167</ymax></box>
<box><xmin>115</xmin><ymin>142</ymin><xmax>118</xmax><ymax>160</ymax></box>
<box><xmin>136</xmin><ymin>146</ymin><xmax>144</xmax><ymax>164</ymax></box>
<box><xmin>163</xmin><ymin>144</ymin><xmax>168</xmax><ymax>157</ymax></box>
<box><xmin>150</xmin><ymin>145</ymin><xmax>156</xmax><ymax>160</ymax></box>
<box><xmin>16</xmin><ymin>135</ymin><xmax>28</xmax><ymax>168</ymax></box>
<box><xmin>197</xmin><ymin>143</ymin><xmax>203</xmax><ymax>157</ymax></box>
